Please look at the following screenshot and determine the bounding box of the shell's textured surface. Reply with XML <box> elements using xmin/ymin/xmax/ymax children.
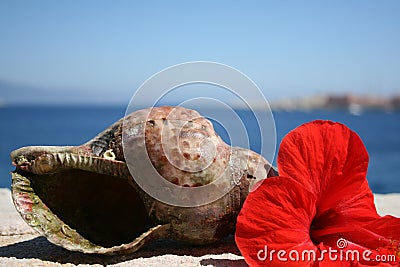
<box><xmin>109</xmin><ymin>106</ymin><xmax>231</xmax><ymax>187</ymax></box>
<box><xmin>10</xmin><ymin>106</ymin><xmax>277</xmax><ymax>255</ymax></box>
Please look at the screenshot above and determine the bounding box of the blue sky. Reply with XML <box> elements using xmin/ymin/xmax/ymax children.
<box><xmin>0</xmin><ymin>1</ymin><xmax>399</xmax><ymax>104</ymax></box>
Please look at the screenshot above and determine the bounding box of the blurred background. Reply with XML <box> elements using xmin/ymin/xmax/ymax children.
<box><xmin>0</xmin><ymin>1</ymin><xmax>399</xmax><ymax>192</ymax></box>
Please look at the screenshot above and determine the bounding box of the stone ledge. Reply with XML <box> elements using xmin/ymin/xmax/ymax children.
<box><xmin>1</xmin><ymin>188</ymin><xmax>399</xmax><ymax>266</ymax></box>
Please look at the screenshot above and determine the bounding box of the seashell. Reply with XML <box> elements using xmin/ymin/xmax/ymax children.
<box><xmin>10</xmin><ymin>106</ymin><xmax>278</xmax><ymax>255</ymax></box>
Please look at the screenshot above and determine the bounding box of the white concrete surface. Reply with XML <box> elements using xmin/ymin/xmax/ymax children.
<box><xmin>0</xmin><ymin>188</ymin><xmax>399</xmax><ymax>267</ymax></box>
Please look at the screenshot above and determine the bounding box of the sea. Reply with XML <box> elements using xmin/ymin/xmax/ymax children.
<box><xmin>0</xmin><ymin>106</ymin><xmax>399</xmax><ymax>193</ymax></box>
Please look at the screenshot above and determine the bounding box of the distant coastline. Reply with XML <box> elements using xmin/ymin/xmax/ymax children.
<box><xmin>270</xmin><ymin>94</ymin><xmax>400</xmax><ymax>114</ymax></box>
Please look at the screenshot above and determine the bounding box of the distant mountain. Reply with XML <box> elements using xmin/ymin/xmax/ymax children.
<box><xmin>270</xmin><ymin>94</ymin><xmax>400</xmax><ymax>112</ymax></box>
<box><xmin>0</xmin><ymin>81</ymin><xmax>129</xmax><ymax>106</ymax></box>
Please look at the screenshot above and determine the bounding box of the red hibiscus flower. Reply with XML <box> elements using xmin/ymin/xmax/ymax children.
<box><xmin>235</xmin><ymin>120</ymin><xmax>400</xmax><ymax>266</ymax></box>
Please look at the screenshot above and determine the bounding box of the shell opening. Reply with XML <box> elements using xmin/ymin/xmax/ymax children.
<box><xmin>22</xmin><ymin>169</ymin><xmax>154</xmax><ymax>248</ymax></box>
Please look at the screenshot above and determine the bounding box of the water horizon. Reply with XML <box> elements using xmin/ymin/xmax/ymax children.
<box><xmin>1</xmin><ymin>105</ymin><xmax>399</xmax><ymax>193</ymax></box>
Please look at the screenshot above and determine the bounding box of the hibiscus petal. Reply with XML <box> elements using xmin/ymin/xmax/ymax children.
<box><xmin>277</xmin><ymin>121</ymin><xmax>371</xmax><ymax>208</ymax></box>
<box><xmin>235</xmin><ymin>176</ymin><xmax>318</xmax><ymax>266</ymax></box>
<box><xmin>364</xmin><ymin>216</ymin><xmax>400</xmax><ymax>241</ymax></box>
<box><xmin>277</xmin><ymin>121</ymin><xmax>400</xmax><ymax>257</ymax></box>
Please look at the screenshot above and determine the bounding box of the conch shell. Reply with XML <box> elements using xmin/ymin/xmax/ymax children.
<box><xmin>10</xmin><ymin>106</ymin><xmax>277</xmax><ymax>254</ymax></box>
